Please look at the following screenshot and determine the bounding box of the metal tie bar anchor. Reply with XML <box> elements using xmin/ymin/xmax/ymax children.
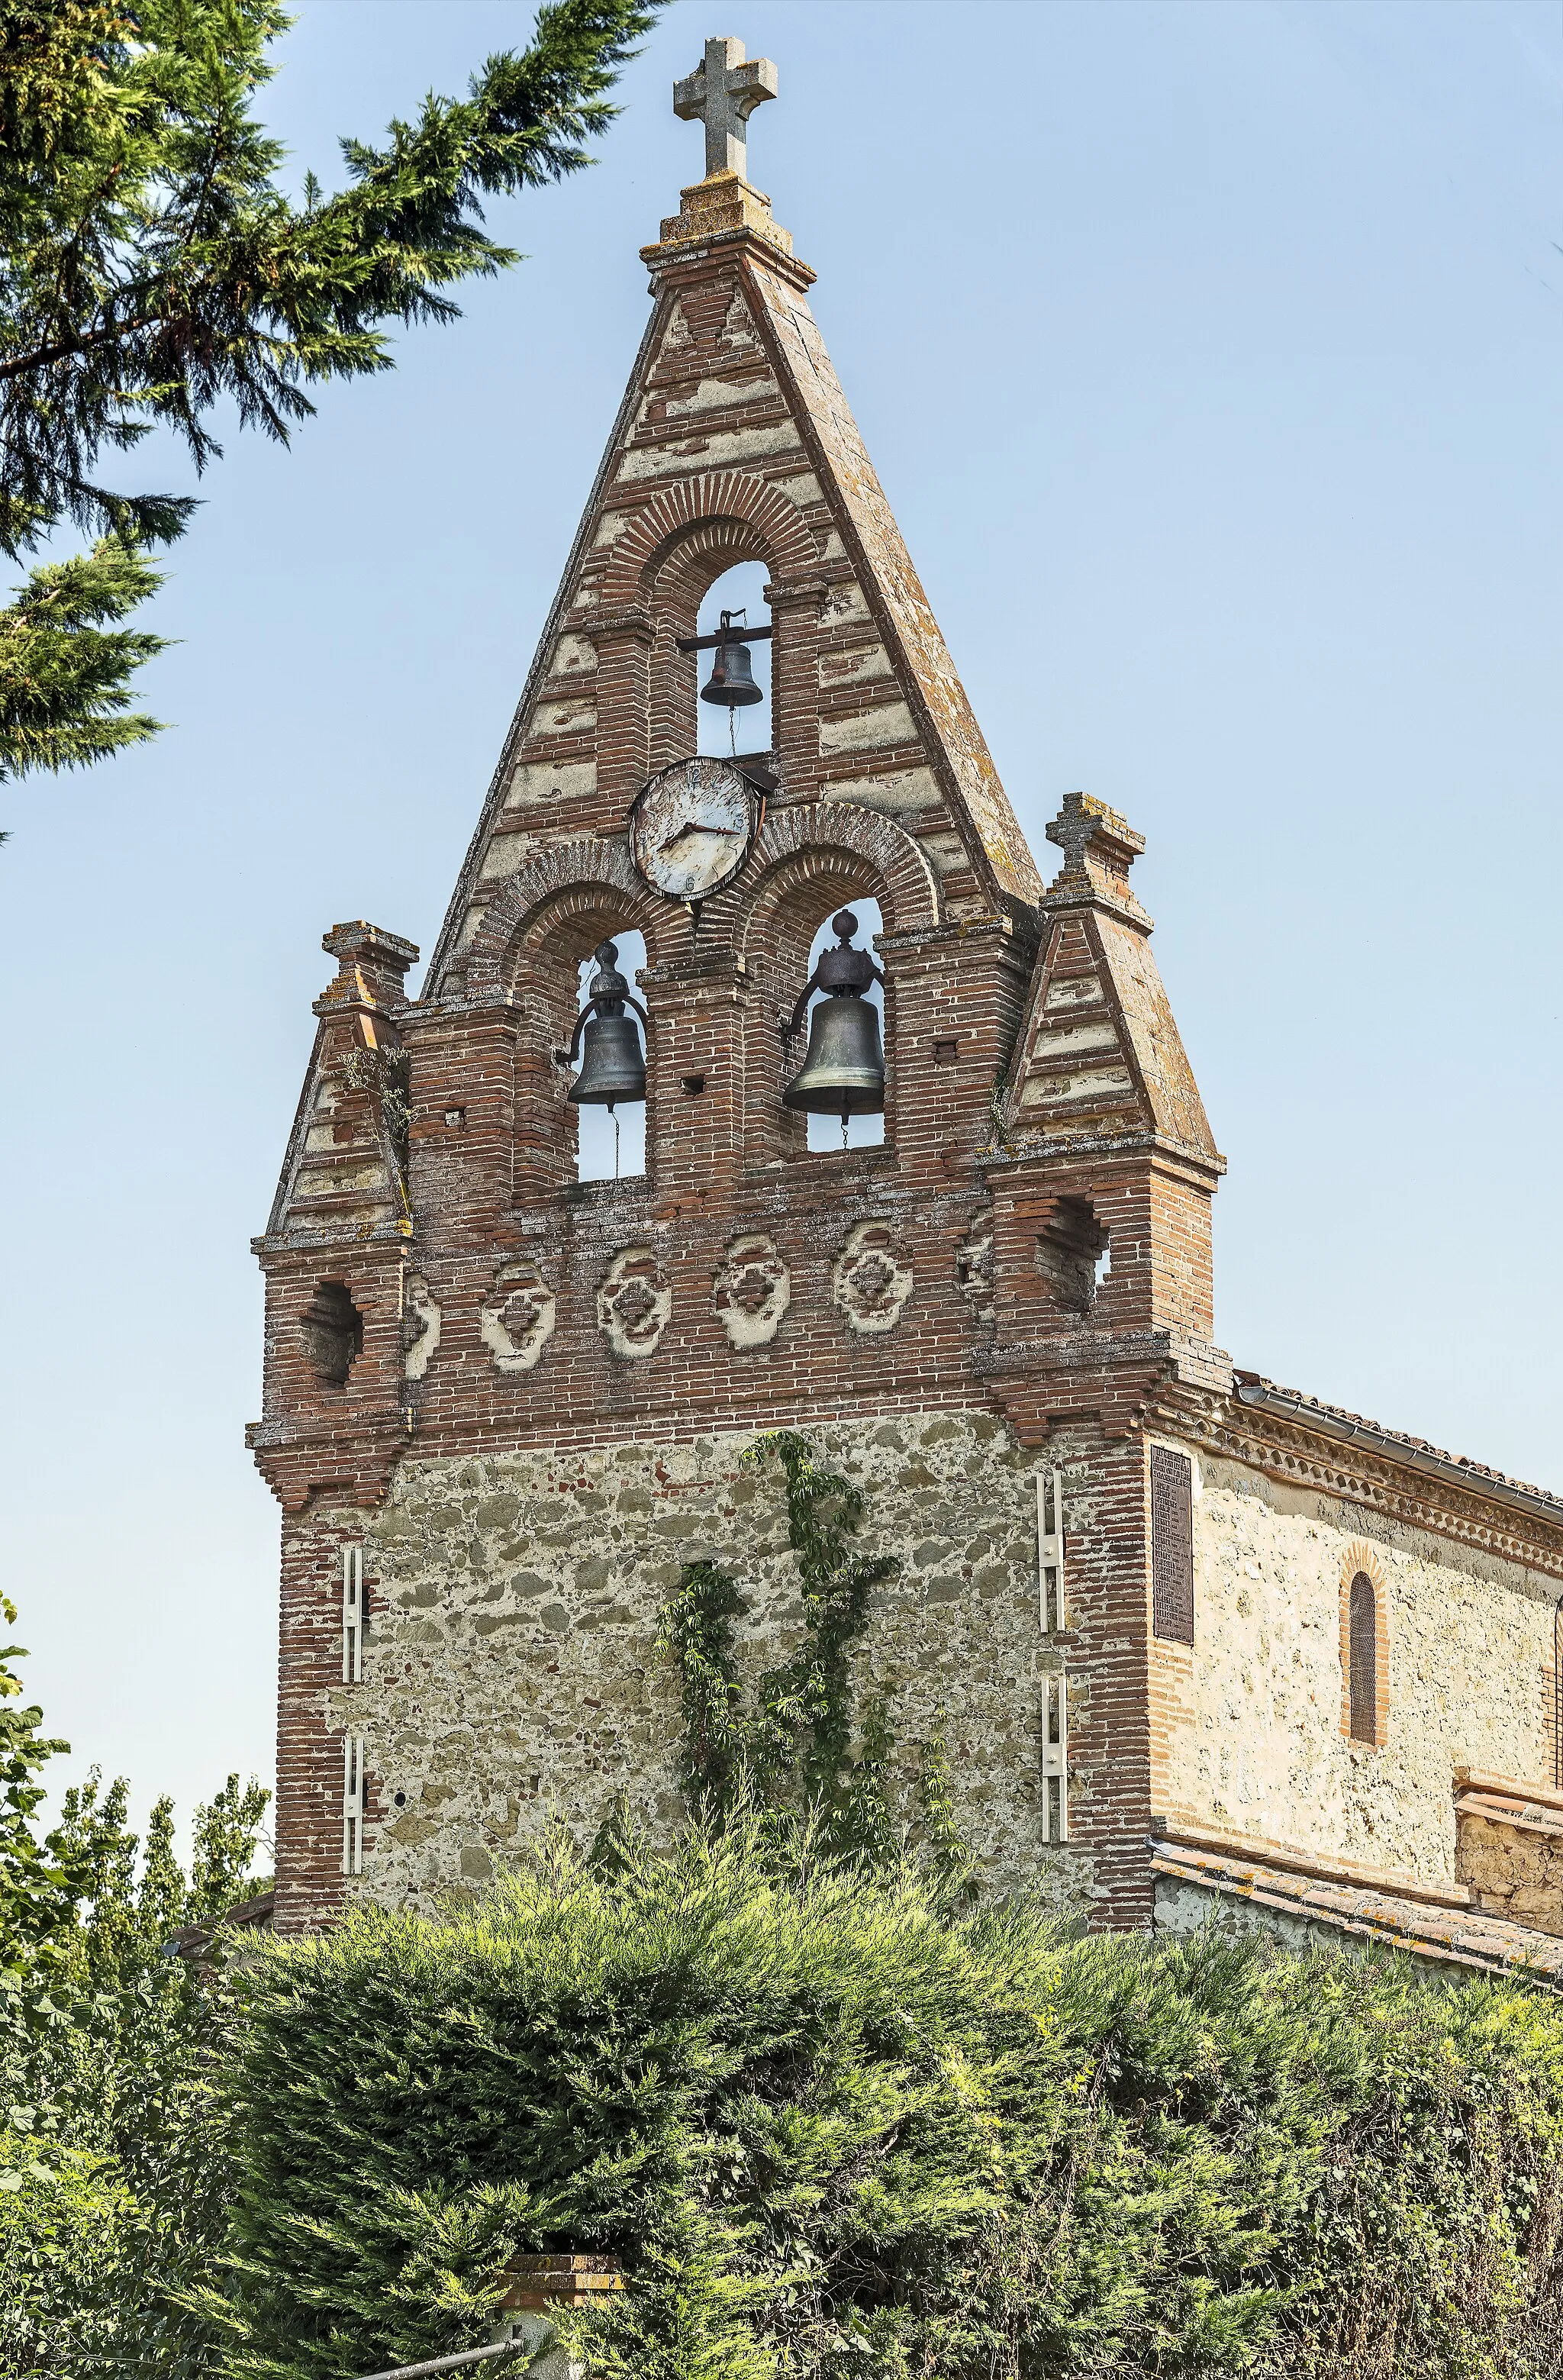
<box><xmin>342</xmin><ymin>1733</ymin><xmax>366</xmax><ymax>1878</ymax></box>
<box><xmin>1036</xmin><ymin>1469</ymin><xmax>1068</xmax><ymax>1843</ymax></box>
<box><xmin>1036</xmin><ymin>1469</ymin><xmax>1065</xmax><ymax>1632</ymax></box>
<box><xmin>1042</xmin><ymin>1672</ymin><xmax>1068</xmax><ymax>1845</ymax></box>
<box><xmin>343</xmin><ymin>1543</ymin><xmax>364</xmax><ymax>1684</ymax></box>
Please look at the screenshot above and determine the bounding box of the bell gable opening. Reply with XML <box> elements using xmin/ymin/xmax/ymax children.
<box><xmin>694</xmin><ymin>562</ymin><xmax>772</xmax><ymax>768</ymax></box>
<box><xmin>570</xmin><ymin>930</ymin><xmax>649</xmax><ymax>1182</ymax></box>
<box><xmin>788</xmin><ymin>898</ymin><xmax>888</xmax><ymax>1153</ymax></box>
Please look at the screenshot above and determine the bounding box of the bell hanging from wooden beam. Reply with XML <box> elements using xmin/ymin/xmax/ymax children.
<box><xmin>700</xmin><ymin>609</ymin><xmax>763</xmax><ymax>708</ymax></box>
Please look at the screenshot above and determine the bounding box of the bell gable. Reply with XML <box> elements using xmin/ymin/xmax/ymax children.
<box><xmin>425</xmin><ymin>111</ymin><xmax>1037</xmax><ymax>1000</ymax></box>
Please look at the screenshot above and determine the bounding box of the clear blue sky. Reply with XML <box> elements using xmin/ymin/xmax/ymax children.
<box><xmin>2</xmin><ymin>0</ymin><xmax>1558</xmax><ymax>1844</ymax></box>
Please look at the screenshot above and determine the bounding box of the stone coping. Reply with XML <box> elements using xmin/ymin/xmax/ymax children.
<box><xmin>1151</xmin><ymin>1815</ymin><xmax>1470</xmax><ymax>1910</ymax></box>
<box><xmin>1153</xmin><ymin>1840</ymin><xmax>1563</xmax><ymax>1991</ymax></box>
<box><xmin>1457</xmin><ymin>1792</ymin><xmax>1563</xmax><ymax>1843</ymax></box>
<box><xmin>1455</xmin><ymin>1766</ymin><xmax>1563</xmax><ymax>1818</ymax></box>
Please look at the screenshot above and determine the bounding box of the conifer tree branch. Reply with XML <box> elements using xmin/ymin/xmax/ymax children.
<box><xmin>0</xmin><ymin>534</ymin><xmax>166</xmax><ymax>782</ymax></box>
<box><xmin>0</xmin><ymin>0</ymin><xmax>665</xmax><ymax>559</ymax></box>
<box><xmin>0</xmin><ymin>0</ymin><xmax>663</xmax><ymax>806</ymax></box>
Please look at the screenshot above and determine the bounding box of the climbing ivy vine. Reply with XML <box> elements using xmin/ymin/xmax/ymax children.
<box><xmin>656</xmin><ymin>1430</ymin><xmax>967</xmax><ymax>1879</ymax></box>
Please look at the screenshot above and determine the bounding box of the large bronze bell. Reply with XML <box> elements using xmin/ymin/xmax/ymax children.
<box><xmin>700</xmin><ymin>609</ymin><xmax>763</xmax><ymax>708</ymax></box>
<box><xmin>566</xmin><ymin>942</ymin><xmax>648</xmax><ymax>1110</ymax></box>
<box><xmin>782</xmin><ymin>909</ymin><xmax>887</xmax><ymax>1120</ymax></box>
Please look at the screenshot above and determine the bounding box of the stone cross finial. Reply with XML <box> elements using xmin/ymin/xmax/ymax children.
<box><xmin>1044</xmin><ymin>791</ymin><xmax>1149</xmax><ymax>919</ymax></box>
<box><xmin>674</xmin><ymin>37</ymin><xmax>778</xmax><ymax>180</ymax></box>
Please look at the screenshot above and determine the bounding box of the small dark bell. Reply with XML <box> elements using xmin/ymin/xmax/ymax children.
<box><xmin>783</xmin><ymin>995</ymin><xmax>885</xmax><ymax>1118</ymax></box>
<box><xmin>569</xmin><ymin>1014</ymin><xmax>646</xmax><ymax>1110</ymax></box>
<box><xmin>699</xmin><ymin>611</ymin><xmax>765</xmax><ymax>709</ymax></box>
<box><xmin>567</xmin><ymin>939</ymin><xmax>646</xmax><ymax>1109</ymax></box>
<box><xmin>700</xmin><ymin>635</ymin><xmax>762</xmax><ymax>708</ymax></box>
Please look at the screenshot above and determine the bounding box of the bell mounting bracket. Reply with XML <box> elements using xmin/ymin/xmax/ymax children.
<box><xmin>784</xmin><ymin>908</ymin><xmax>885</xmax><ymax>1041</ymax></box>
<box><xmin>675</xmin><ymin>623</ymin><xmax>775</xmax><ymax>653</ymax></box>
<box><xmin>557</xmin><ymin>945</ymin><xmax>649</xmax><ymax>1067</ymax></box>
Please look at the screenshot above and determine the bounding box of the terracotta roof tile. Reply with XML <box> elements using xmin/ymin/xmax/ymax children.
<box><xmin>1154</xmin><ymin>1838</ymin><xmax>1563</xmax><ymax>1991</ymax></box>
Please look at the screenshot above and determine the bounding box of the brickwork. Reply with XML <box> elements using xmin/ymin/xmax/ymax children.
<box><xmin>1339</xmin><ymin>1541</ymin><xmax>1391</xmax><ymax>1748</ymax></box>
<box><xmin>250</xmin><ymin>134</ymin><xmax>1563</xmax><ymax>1956</ymax></box>
<box><xmin>274</xmin><ymin>1503</ymin><xmax>379</xmax><ymax>1934</ymax></box>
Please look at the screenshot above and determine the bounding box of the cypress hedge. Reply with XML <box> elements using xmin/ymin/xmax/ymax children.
<box><xmin>195</xmin><ymin>1824</ymin><xmax>1563</xmax><ymax>2380</ymax></box>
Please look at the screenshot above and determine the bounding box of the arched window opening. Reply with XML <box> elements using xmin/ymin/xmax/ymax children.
<box><xmin>300</xmin><ymin>1280</ymin><xmax>363</xmax><ymax>1388</ymax></box>
<box><xmin>694</xmin><ymin>563</ymin><xmax>772</xmax><ymax>763</ymax></box>
<box><xmin>1349</xmin><ymin>1571</ymin><xmax>1378</xmax><ymax>1743</ymax></box>
<box><xmin>570</xmin><ymin>930</ymin><xmax>648</xmax><ymax>1182</ymax></box>
<box><xmin>785</xmin><ymin>897</ymin><xmax>887</xmax><ymax>1153</ymax></box>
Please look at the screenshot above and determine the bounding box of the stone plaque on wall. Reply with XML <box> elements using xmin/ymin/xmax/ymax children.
<box><xmin>1152</xmin><ymin>1444</ymin><xmax>1194</xmax><ymax>1646</ymax></box>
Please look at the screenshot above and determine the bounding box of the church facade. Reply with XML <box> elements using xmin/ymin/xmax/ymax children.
<box><xmin>250</xmin><ymin>42</ymin><xmax>1563</xmax><ymax>1984</ymax></box>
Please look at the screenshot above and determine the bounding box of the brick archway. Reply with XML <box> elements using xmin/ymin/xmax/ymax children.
<box><xmin>462</xmin><ymin>840</ymin><xmax>662</xmax><ymax>999</ymax></box>
<box><xmin>734</xmin><ymin>801</ymin><xmax>941</xmax><ymax>949</ymax></box>
<box><xmin>599</xmin><ymin>471</ymin><xmax>820</xmax><ymax>612</ymax></box>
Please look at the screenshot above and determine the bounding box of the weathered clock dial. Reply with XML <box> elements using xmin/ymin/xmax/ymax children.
<box><xmin>629</xmin><ymin>756</ymin><xmax>759</xmax><ymax>900</ymax></box>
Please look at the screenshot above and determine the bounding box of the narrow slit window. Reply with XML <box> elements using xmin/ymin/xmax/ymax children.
<box><xmin>1151</xmin><ymin>1446</ymin><xmax>1194</xmax><ymax>1645</ymax></box>
<box><xmin>1552</xmin><ymin>1598</ymin><xmax>1561</xmax><ymax>1789</ymax></box>
<box><xmin>1348</xmin><ymin>1572</ymin><xmax>1378</xmax><ymax>1743</ymax></box>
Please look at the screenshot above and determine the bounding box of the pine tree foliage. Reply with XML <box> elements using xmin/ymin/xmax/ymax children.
<box><xmin>0</xmin><ymin>0</ymin><xmax>663</xmax><ymax>788</ymax></box>
<box><xmin>0</xmin><ymin>534</ymin><xmax>166</xmax><ymax>781</ymax></box>
<box><xmin>0</xmin><ymin>0</ymin><xmax>663</xmax><ymax>556</ymax></box>
<box><xmin>201</xmin><ymin>1824</ymin><xmax>1563</xmax><ymax>2380</ymax></box>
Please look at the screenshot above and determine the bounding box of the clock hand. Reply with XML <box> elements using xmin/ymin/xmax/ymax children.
<box><xmin>659</xmin><ymin>821</ymin><xmax>740</xmax><ymax>851</ymax></box>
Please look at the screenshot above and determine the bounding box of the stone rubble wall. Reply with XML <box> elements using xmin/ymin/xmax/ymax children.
<box><xmin>1456</xmin><ymin>1801</ymin><xmax>1563</xmax><ymax>1937</ymax></box>
<box><xmin>339</xmin><ymin>1410</ymin><xmax>1094</xmax><ymax>1911</ymax></box>
<box><xmin>1163</xmin><ymin>1448</ymin><xmax>1555</xmax><ymax>1882</ymax></box>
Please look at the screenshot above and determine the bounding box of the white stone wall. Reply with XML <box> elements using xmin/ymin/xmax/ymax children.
<box><xmin>343</xmin><ymin>1413</ymin><xmax>1092</xmax><ymax>1913</ymax></box>
<box><xmin>1167</xmin><ymin>1447</ymin><xmax>1557</xmax><ymax>1883</ymax></box>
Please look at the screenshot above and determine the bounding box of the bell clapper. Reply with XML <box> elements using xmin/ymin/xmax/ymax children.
<box><xmin>609</xmin><ymin>1102</ymin><xmax>620</xmax><ymax>1179</ymax></box>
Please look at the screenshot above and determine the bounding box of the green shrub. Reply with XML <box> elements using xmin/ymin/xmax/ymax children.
<box><xmin>198</xmin><ymin>1824</ymin><xmax>1563</xmax><ymax>2380</ymax></box>
<box><xmin>0</xmin><ymin>1769</ymin><xmax>270</xmax><ymax>2376</ymax></box>
<box><xmin>0</xmin><ymin>2128</ymin><xmax>135</xmax><ymax>2373</ymax></box>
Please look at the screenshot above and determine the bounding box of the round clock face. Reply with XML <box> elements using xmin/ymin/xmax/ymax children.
<box><xmin>630</xmin><ymin>756</ymin><xmax>757</xmax><ymax>900</ymax></box>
